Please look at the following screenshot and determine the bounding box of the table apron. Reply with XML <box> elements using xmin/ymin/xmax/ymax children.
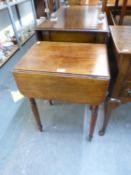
<box><xmin>13</xmin><ymin>71</ymin><xmax>109</xmax><ymax>105</ymax></box>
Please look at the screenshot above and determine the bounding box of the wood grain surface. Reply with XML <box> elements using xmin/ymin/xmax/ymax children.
<box><xmin>36</xmin><ymin>6</ymin><xmax>109</xmax><ymax>32</ymax></box>
<box><xmin>14</xmin><ymin>42</ymin><xmax>109</xmax><ymax>77</ymax></box>
<box><xmin>110</xmin><ymin>26</ymin><xmax>131</xmax><ymax>54</ymax></box>
<box><xmin>99</xmin><ymin>26</ymin><xmax>131</xmax><ymax>135</ymax></box>
<box><xmin>13</xmin><ymin>42</ymin><xmax>110</xmax><ymax>105</ymax></box>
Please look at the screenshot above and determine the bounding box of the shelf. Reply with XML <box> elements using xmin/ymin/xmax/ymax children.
<box><xmin>0</xmin><ymin>0</ymin><xmax>30</xmax><ymax>11</ymax></box>
<box><xmin>20</xmin><ymin>31</ymin><xmax>35</xmax><ymax>45</ymax></box>
<box><xmin>0</xmin><ymin>32</ymin><xmax>35</xmax><ymax>68</ymax></box>
<box><xmin>0</xmin><ymin>3</ymin><xmax>7</xmax><ymax>10</ymax></box>
<box><xmin>9</xmin><ymin>0</ymin><xmax>30</xmax><ymax>7</ymax></box>
<box><xmin>0</xmin><ymin>0</ymin><xmax>36</xmax><ymax>68</ymax></box>
<box><xmin>0</xmin><ymin>45</ymin><xmax>19</xmax><ymax>68</ymax></box>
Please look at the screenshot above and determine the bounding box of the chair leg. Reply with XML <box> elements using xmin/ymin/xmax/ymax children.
<box><xmin>88</xmin><ymin>105</ymin><xmax>98</xmax><ymax>141</ymax></box>
<box><xmin>29</xmin><ymin>98</ymin><xmax>43</xmax><ymax>131</ymax></box>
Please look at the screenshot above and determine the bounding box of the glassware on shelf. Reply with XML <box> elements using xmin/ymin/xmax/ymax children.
<box><xmin>29</xmin><ymin>21</ymin><xmax>35</xmax><ymax>32</ymax></box>
<box><xmin>3</xmin><ymin>42</ymin><xmax>14</xmax><ymax>56</ymax></box>
<box><xmin>18</xmin><ymin>23</ymin><xmax>35</xmax><ymax>44</ymax></box>
<box><xmin>0</xmin><ymin>50</ymin><xmax>5</xmax><ymax>62</ymax></box>
<box><xmin>4</xmin><ymin>30</ymin><xmax>11</xmax><ymax>42</ymax></box>
<box><xmin>0</xmin><ymin>41</ymin><xmax>5</xmax><ymax>62</ymax></box>
<box><xmin>0</xmin><ymin>41</ymin><xmax>4</xmax><ymax>50</ymax></box>
<box><xmin>0</xmin><ymin>0</ymin><xmax>6</xmax><ymax>6</ymax></box>
<box><xmin>23</xmin><ymin>26</ymin><xmax>31</xmax><ymax>38</ymax></box>
<box><xmin>19</xmin><ymin>28</ymin><xmax>26</xmax><ymax>43</ymax></box>
<box><xmin>0</xmin><ymin>40</ymin><xmax>14</xmax><ymax>62</ymax></box>
<box><xmin>2</xmin><ymin>30</ymin><xmax>15</xmax><ymax>56</ymax></box>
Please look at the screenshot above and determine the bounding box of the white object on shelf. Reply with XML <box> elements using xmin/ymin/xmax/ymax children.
<box><xmin>0</xmin><ymin>2</ymin><xmax>7</xmax><ymax>10</ymax></box>
<box><xmin>0</xmin><ymin>51</ymin><xmax>6</xmax><ymax>62</ymax></box>
<box><xmin>3</xmin><ymin>41</ymin><xmax>14</xmax><ymax>47</ymax></box>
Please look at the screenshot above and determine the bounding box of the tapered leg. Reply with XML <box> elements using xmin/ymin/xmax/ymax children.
<box><xmin>99</xmin><ymin>98</ymin><xmax>120</xmax><ymax>136</ymax></box>
<box><xmin>49</xmin><ymin>100</ymin><xmax>54</xmax><ymax>105</ymax></box>
<box><xmin>29</xmin><ymin>98</ymin><xmax>43</xmax><ymax>131</ymax></box>
<box><xmin>88</xmin><ymin>105</ymin><xmax>98</xmax><ymax>141</ymax></box>
<box><xmin>99</xmin><ymin>99</ymin><xmax>111</xmax><ymax>136</ymax></box>
<box><xmin>89</xmin><ymin>105</ymin><xmax>92</xmax><ymax>110</ymax></box>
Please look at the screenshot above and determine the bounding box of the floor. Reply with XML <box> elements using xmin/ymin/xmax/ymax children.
<box><xmin>0</xmin><ymin>36</ymin><xmax>131</xmax><ymax>175</ymax></box>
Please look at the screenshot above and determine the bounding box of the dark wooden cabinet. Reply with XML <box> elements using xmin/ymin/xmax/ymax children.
<box><xmin>99</xmin><ymin>26</ymin><xmax>131</xmax><ymax>135</ymax></box>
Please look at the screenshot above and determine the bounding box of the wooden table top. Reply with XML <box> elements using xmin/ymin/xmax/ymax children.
<box><xmin>80</xmin><ymin>0</ymin><xmax>99</xmax><ymax>5</ymax></box>
<box><xmin>36</xmin><ymin>6</ymin><xmax>109</xmax><ymax>32</ymax></box>
<box><xmin>110</xmin><ymin>26</ymin><xmax>131</xmax><ymax>54</ymax></box>
<box><xmin>105</xmin><ymin>0</ymin><xmax>131</xmax><ymax>5</ymax></box>
<box><xmin>67</xmin><ymin>0</ymin><xmax>99</xmax><ymax>5</ymax></box>
<box><xmin>14</xmin><ymin>42</ymin><xmax>110</xmax><ymax>79</ymax></box>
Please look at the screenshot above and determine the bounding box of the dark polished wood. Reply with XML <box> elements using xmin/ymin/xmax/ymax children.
<box><xmin>109</xmin><ymin>26</ymin><xmax>131</xmax><ymax>54</ymax></box>
<box><xmin>29</xmin><ymin>98</ymin><xmax>43</xmax><ymax>131</ymax></box>
<box><xmin>13</xmin><ymin>42</ymin><xmax>110</xmax><ymax>140</ymax></box>
<box><xmin>34</xmin><ymin>0</ymin><xmax>45</xmax><ymax>18</ymax></box>
<box><xmin>36</xmin><ymin>6</ymin><xmax>109</xmax><ymax>43</ymax></box>
<box><xmin>118</xmin><ymin>0</ymin><xmax>128</xmax><ymax>24</ymax></box>
<box><xmin>48</xmin><ymin>0</ymin><xmax>53</xmax><ymax>12</ymax></box>
<box><xmin>102</xmin><ymin>0</ymin><xmax>108</xmax><ymax>12</ymax></box>
<box><xmin>56</xmin><ymin>0</ymin><xmax>99</xmax><ymax>6</ymax></box>
<box><xmin>100</xmin><ymin>26</ymin><xmax>131</xmax><ymax>135</ymax></box>
<box><xmin>102</xmin><ymin>0</ymin><xmax>131</xmax><ymax>25</ymax></box>
<box><xmin>88</xmin><ymin>106</ymin><xmax>98</xmax><ymax>141</ymax></box>
<box><xmin>49</xmin><ymin>100</ymin><xmax>54</xmax><ymax>105</ymax></box>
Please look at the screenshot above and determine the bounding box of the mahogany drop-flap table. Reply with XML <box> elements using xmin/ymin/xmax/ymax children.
<box><xmin>13</xmin><ymin>42</ymin><xmax>110</xmax><ymax>140</ymax></box>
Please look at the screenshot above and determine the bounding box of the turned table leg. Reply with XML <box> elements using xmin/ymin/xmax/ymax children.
<box><xmin>49</xmin><ymin>100</ymin><xmax>54</xmax><ymax>105</ymax></box>
<box><xmin>29</xmin><ymin>98</ymin><xmax>43</xmax><ymax>131</ymax></box>
<box><xmin>99</xmin><ymin>99</ymin><xmax>111</xmax><ymax>136</ymax></box>
<box><xmin>99</xmin><ymin>98</ymin><xmax>121</xmax><ymax>136</ymax></box>
<box><xmin>88</xmin><ymin>105</ymin><xmax>98</xmax><ymax>141</ymax></box>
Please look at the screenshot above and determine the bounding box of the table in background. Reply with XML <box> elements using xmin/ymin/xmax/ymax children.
<box><xmin>35</xmin><ymin>6</ymin><xmax>109</xmax><ymax>43</ymax></box>
<box><xmin>13</xmin><ymin>41</ymin><xmax>110</xmax><ymax>140</ymax></box>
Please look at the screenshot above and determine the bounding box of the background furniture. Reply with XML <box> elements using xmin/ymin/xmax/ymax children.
<box><xmin>13</xmin><ymin>41</ymin><xmax>110</xmax><ymax>140</ymax></box>
<box><xmin>99</xmin><ymin>26</ymin><xmax>131</xmax><ymax>135</ymax></box>
<box><xmin>35</xmin><ymin>6</ymin><xmax>109</xmax><ymax>43</ymax></box>
<box><xmin>102</xmin><ymin>0</ymin><xmax>131</xmax><ymax>25</ymax></box>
